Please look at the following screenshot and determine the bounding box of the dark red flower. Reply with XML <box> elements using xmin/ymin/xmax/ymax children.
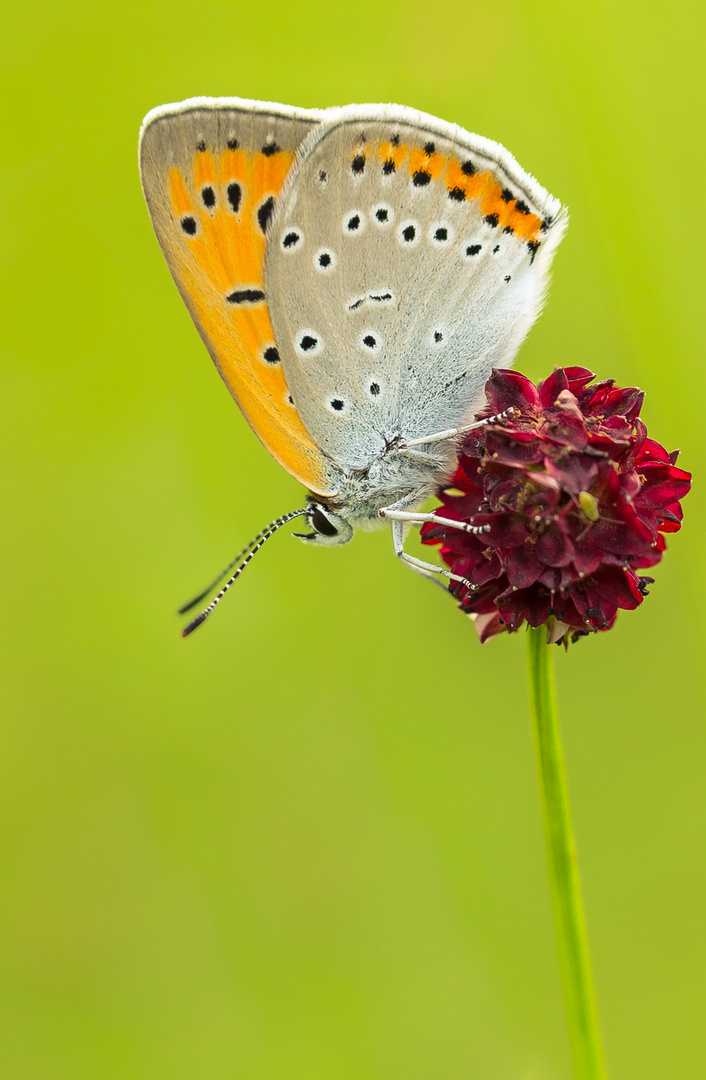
<box><xmin>421</xmin><ymin>368</ymin><xmax>691</xmax><ymax>643</ymax></box>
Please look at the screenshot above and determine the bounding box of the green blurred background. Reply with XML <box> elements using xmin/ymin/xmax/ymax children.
<box><xmin>2</xmin><ymin>1</ymin><xmax>704</xmax><ymax>1076</ymax></box>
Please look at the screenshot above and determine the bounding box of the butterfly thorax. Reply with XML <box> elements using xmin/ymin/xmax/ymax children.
<box><xmin>303</xmin><ymin>435</ymin><xmax>458</xmax><ymax>543</ymax></box>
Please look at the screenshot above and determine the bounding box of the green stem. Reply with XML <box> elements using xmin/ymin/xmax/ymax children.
<box><xmin>527</xmin><ymin>625</ymin><xmax>607</xmax><ymax>1080</ymax></box>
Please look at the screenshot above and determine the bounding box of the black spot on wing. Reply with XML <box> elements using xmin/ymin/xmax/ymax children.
<box><xmin>227</xmin><ymin>182</ymin><xmax>241</xmax><ymax>213</ymax></box>
<box><xmin>257</xmin><ymin>196</ymin><xmax>275</xmax><ymax>234</ymax></box>
<box><xmin>226</xmin><ymin>289</ymin><xmax>265</xmax><ymax>305</ymax></box>
<box><xmin>412</xmin><ymin>169</ymin><xmax>431</xmax><ymax>187</ymax></box>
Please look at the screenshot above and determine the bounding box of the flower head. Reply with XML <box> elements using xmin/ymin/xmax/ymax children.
<box><xmin>421</xmin><ymin>368</ymin><xmax>691</xmax><ymax>643</ymax></box>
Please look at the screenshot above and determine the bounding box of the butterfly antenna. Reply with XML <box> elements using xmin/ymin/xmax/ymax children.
<box><xmin>181</xmin><ymin>508</ymin><xmax>310</xmax><ymax>638</ymax></box>
<box><xmin>179</xmin><ymin>522</ymin><xmax>285</xmax><ymax>615</ymax></box>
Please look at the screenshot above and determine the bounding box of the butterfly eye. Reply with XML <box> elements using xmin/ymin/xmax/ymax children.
<box><xmin>311</xmin><ymin>508</ymin><xmax>338</xmax><ymax>537</ymax></box>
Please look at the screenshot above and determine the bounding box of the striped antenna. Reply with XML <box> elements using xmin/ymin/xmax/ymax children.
<box><xmin>179</xmin><ymin>521</ymin><xmax>289</xmax><ymax>615</ymax></box>
<box><xmin>181</xmin><ymin>508</ymin><xmax>310</xmax><ymax>638</ymax></box>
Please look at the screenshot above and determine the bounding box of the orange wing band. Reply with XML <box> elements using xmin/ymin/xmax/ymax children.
<box><xmin>167</xmin><ymin>147</ymin><xmax>335</xmax><ymax>495</ymax></box>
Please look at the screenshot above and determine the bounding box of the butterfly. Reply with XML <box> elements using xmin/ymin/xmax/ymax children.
<box><xmin>139</xmin><ymin>97</ymin><xmax>566</xmax><ymax>634</ymax></box>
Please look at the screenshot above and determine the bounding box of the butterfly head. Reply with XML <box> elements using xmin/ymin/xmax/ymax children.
<box><xmin>294</xmin><ymin>500</ymin><xmax>354</xmax><ymax>546</ymax></box>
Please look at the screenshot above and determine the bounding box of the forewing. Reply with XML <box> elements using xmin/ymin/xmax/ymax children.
<box><xmin>139</xmin><ymin>97</ymin><xmax>338</xmax><ymax>495</ymax></box>
<box><xmin>265</xmin><ymin>104</ymin><xmax>567</xmax><ymax>470</ymax></box>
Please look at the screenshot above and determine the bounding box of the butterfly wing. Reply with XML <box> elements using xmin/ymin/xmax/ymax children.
<box><xmin>139</xmin><ymin>97</ymin><xmax>339</xmax><ymax>496</ymax></box>
<box><xmin>265</xmin><ymin>104</ymin><xmax>567</xmax><ymax>471</ymax></box>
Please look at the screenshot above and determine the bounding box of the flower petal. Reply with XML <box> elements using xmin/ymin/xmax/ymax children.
<box><xmin>538</xmin><ymin>368</ymin><xmax>569</xmax><ymax>407</ymax></box>
<box><xmin>504</xmin><ymin>542</ymin><xmax>544</xmax><ymax>588</ymax></box>
<box><xmin>485</xmin><ymin>369</ymin><xmax>541</xmax><ymax>414</ymax></box>
<box><xmin>474</xmin><ymin>611</ymin><xmax>507</xmax><ymax>643</ymax></box>
<box><xmin>591</xmin><ymin>566</ymin><xmax>643</xmax><ymax>610</ymax></box>
<box><xmin>535</xmin><ymin>526</ymin><xmax>575</xmax><ymax>567</ymax></box>
<box><xmin>635</xmin><ymin>464</ymin><xmax>692</xmax><ymax>509</ymax></box>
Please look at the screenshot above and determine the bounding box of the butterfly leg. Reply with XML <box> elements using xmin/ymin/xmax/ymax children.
<box><xmin>380</xmin><ymin>499</ymin><xmax>475</xmax><ymax>591</ymax></box>
<box><xmin>382</xmin><ymin>508</ymin><xmax>491</xmax><ymax>538</ymax></box>
<box><xmin>397</xmin><ymin>407</ymin><xmax>517</xmax><ymax>451</ymax></box>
